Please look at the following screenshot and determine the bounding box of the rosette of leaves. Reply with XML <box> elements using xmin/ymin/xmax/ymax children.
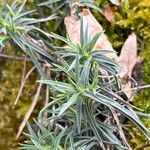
<box><xmin>20</xmin><ymin>20</ymin><xmax>150</xmax><ymax>150</ymax></box>
<box><xmin>0</xmin><ymin>1</ymin><xmax>57</xmax><ymax>78</ymax></box>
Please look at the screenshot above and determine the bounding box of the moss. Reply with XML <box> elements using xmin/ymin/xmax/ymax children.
<box><xmin>0</xmin><ymin>57</ymin><xmax>37</xmax><ymax>149</ymax></box>
<box><xmin>129</xmin><ymin>61</ymin><xmax>150</xmax><ymax>149</ymax></box>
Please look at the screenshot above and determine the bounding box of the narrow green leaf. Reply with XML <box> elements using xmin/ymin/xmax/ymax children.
<box><xmin>51</xmin><ymin>32</ymin><xmax>79</xmax><ymax>52</ymax></box>
<box><xmin>80</xmin><ymin>57</ymin><xmax>92</xmax><ymax>87</ymax></box>
<box><xmin>84</xmin><ymin>91</ymin><xmax>150</xmax><ymax>140</ymax></box>
<box><xmin>58</xmin><ymin>93</ymin><xmax>79</xmax><ymax>116</ymax></box>
<box><xmin>76</xmin><ymin>98</ymin><xmax>83</xmax><ymax>134</ymax></box>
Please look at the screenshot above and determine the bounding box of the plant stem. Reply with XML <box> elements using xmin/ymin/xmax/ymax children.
<box><xmin>116</xmin><ymin>85</ymin><xmax>150</xmax><ymax>93</ymax></box>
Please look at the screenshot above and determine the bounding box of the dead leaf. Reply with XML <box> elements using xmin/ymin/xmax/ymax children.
<box><xmin>118</xmin><ymin>32</ymin><xmax>137</xmax><ymax>78</ymax></box>
<box><xmin>118</xmin><ymin>32</ymin><xmax>137</xmax><ymax>98</ymax></box>
<box><xmin>104</xmin><ymin>5</ymin><xmax>115</xmax><ymax>22</ymax></box>
<box><xmin>109</xmin><ymin>0</ymin><xmax>120</xmax><ymax>6</ymax></box>
<box><xmin>64</xmin><ymin>9</ymin><xmax>138</xmax><ymax>99</ymax></box>
<box><xmin>65</xmin><ymin>9</ymin><xmax>118</xmax><ymax>60</ymax></box>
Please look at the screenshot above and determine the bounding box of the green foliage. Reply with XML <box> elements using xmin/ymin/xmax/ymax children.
<box><xmin>1</xmin><ymin>0</ymin><xmax>150</xmax><ymax>149</ymax></box>
<box><xmin>103</xmin><ymin>0</ymin><xmax>150</xmax><ymax>149</ymax></box>
<box><xmin>19</xmin><ymin>20</ymin><xmax>150</xmax><ymax>149</ymax></box>
<box><xmin>0</xmin><ymin>1</ymin><xmax>56</xmax><ymax>64</ymax></box>
<box><xmin>35</xmin><ymin>0</ymin><xmax>104</xmax><ymax>36</ymax></box>
<box><xmin>115</xmin><ymin>0</ymin><xmax>150</xmax><ymax>39</ymax></box>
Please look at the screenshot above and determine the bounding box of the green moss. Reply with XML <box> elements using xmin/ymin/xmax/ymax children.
<box><xmin>0</xmin><ymin>57</ymin><xmax>37</xmax><ymax>149</ymax></box>
<box><xmin>129</xmin><ymin>61</ymin><xmax>150</xmax><ymax>149</ymax></box>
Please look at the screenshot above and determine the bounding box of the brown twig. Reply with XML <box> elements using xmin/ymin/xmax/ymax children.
<box><xmin>111</xmin><ymin>108</ymin><xmax>132</xmax><ymax>150</ymax></box>
<box><xmin>0</xmin><ymin>54</ymin><xmax>31</xmax><ymax>61</ymax></box>
<box><xmin>116</xmin><ymin>84</ymin><xmax>150</xmax><ymax>94</ymax></box>
<box><xmin>14</xmin><ymin>66</ymin><xmax>36</xmax><ymax>105</ymax></box>
<box><xmin>43</xmin><ymin>65</ymin><xmax>51</xmax><ymax>119</ymax></box>
<box><xmin>16</xmin><ymin>81</ymin><xmax>43</xmax><ymax>139</ymax></box>
<box><xmin>0</xmin><ymin>53</ymin><xmax>46</xmax><ymax>64</ymax></box>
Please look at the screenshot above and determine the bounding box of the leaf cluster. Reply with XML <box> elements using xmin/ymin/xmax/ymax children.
<box><xmin>21</xmin><ymin>19</ymin><xmax>150</xmax><ymax>149</ymax></box>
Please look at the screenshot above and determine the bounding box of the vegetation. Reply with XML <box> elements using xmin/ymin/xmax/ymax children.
<box><xmin>0</xmin><ymin>0</ymin><xmax>150</xmax><ymax>149</ymax></box>
<box><xmin>99</xmin><ymin>0</ymin><xmax>150</xmax><ymax>148</ymax></box>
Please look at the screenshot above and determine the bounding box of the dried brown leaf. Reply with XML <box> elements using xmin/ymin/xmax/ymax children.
<box><xmin>104</xmin><ymin>5</ymin><xmax>115</xmax><ymax>22</ymax></box>
<box><xmin>118</xmin><ymin>32</ymin><xmax>137</xmax><ymax>78</ymax></box>
<box><xmin>109</xmin><ymin>0</ymin><xmax>120</xmax><ymax>6</ymax></box>
<box><xmin>65</xmin><ymin>9</ymin><xmax>118</xmax><ymax>60</ymax></box>
<box><xmin>65</xmin><ymin>10</ymin><xmax>138</xmax><ymax>98</ymax></box>
<box><xmin>118</xmin><ymin>32</ymin><xmax>137</xmax><ymax>98</ymax></box>
<box><xmin>16</xmin><ymin>81</ymin><xmax>42</xmax><ymax>139</ymax></box>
